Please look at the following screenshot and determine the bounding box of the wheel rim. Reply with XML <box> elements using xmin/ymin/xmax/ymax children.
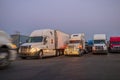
<box><xmin>39</xmin><ymin>51</ymin><xmax>43</xmax><ymax>59</ymax></box>
<box><xmin>56</xmin><ymin>51</ymin><xmax>60</xmax><ymax>56</ymax></box>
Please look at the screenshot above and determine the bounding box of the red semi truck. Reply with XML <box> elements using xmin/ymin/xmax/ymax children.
<box><xmin>109</xmin><ymin>36</ymin><xmax>120</xmax><ymax>52</ymax></box>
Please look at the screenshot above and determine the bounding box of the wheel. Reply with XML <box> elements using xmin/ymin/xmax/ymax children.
<box><xmin>0</xmin><ymin>49</ymin><xmax>10</xmax><ymax>69</ymax></box>
<box><xmin>56</xmin><ymin>50</ymin><xmax>60</xmax><ymax>56</ymax></box>
<box><xmin>20</xmin><ymin>57</ymin><xmax>26</xmax><ymax>59</ymax></box>
<box><xmin>38</xmin><ymin>51</ymin><xmax>43</xmax><ymax>59</ymax></box>
<box><xmin>60</xmin><ymin>50</ymin><xmax>64</xmax><ymax>55</ymax></box>
<box><xmin>108</xmin><ymin>48</ymin><xmax>112</xmax><ymax>53</ymax></box>
<box><xmin>79</xmin><ymin>50</ymin><xmax>84</xmax><ymax>56</ymax></box>
<box><xmin>85</xmin><ymin>49</ymin><xmax>88</xmax><ymax>54</ymax></box>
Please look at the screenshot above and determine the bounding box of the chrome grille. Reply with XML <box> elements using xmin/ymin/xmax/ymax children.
<box><xmin>95</xmin><ymin>46</ymin><xmax>103</xmax><ymax>50</ymax></box>
<box><xmin>113</xmin><ymin>46</ymin><xmax>120</xmax><ymax>50</ymax></box>
<box><xmin>20</xmin><ymin>46</ymin><xmax>31</xmax><ymax>53</ymax></box>
<box><xmin>68</xmin><ymin>45</ymin><xmax>74</xmax><ymax>48</ymax></box>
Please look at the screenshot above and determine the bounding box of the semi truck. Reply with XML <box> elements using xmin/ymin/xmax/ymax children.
<box><xmin>19</xmin><ymin>29</ymin><xmax>69</xmax><ymax>59</ymax></box>
<box><xmin>64</xmin><ymin>33</ymin><xmax>86</xmax><ymax>56</ymax></box>
<box><xmin>86</xmin><ymin>40</ymin><xmax>93</xmax><ymax>52</ymax></box>
<box><xmin>92</xmin><ymin>34</ymin><xmax>108</xmax><ymax>54</ymax></box>
<box><xmin>0</xmin><ymin>30</ymin><xmax>17</xmax><ymax>69</ymax></box>
<box><xmin>109</xmin><ymin>36</ymin><xmax>120</xmax><ymax>52</ymax></box>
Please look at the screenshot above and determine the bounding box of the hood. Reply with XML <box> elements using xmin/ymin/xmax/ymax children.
<box><xmin>68</xmin><ymin>43</ymin><xmax>79</xmax><ymax>48</ymax></box>
<box><xmin>21</xmin><ymin>42</ymin><xmax>43</xmax><ymax>48</ymax></box>
<box><xmin>0</xmin><ymin>36</ymin><xmax>11</xmax><ymax>43</ymax></box>
<box><xmin>94</xmin><ymin>43</ymin><xmax>106</xmax><ymax>46</ymax></box>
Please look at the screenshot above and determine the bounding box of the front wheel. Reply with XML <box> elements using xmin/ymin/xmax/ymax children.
<box><xmin>38</xmin><ymin>51</ymin><xmax>43</xmax><ymax>59</ymax></box>
<box><xmin>0</xmin><ymin>49</ymin><xmax>10</xmax><ymax>69</ymax></box>
<box><xmin>20</xmin><ymin>57</ymin><xmax>26</xmax><ymax>59</ymax></box>
<box><xmin>79</xmin><ymin>50</ymin><xmax>84</xmax><ymax>56</ymax></box>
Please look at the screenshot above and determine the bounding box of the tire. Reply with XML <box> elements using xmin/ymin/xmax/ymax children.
<box><xmin>108</xmin><ymin>48</ymin><xmax>112</xmax><ymax>53</ymax></box>
<box><xmin>106</xmin><ymin>53</ymin><xmax>108</xmax><ymax>55</ymax></box>
<box><xmin>85</xmin><ymin>49</ymin><xmax>88</xmax><ymax>54</ymax></box>
<box><xmin>20</xmin><ymin>57</ymin><xmax>26</xmax><ymax>59</ymax></box>
<box><xmin>0</xmin><ymin>49</ymin><xmax>10</xmax><ymax>69</ymax></box>
<box><xmin>60</xmin><ymin>50</ymin><xmax>64</xmax><ymax>55</ymax></box>
<box><xmin>79</xmin><ymin>50</ymin><xmax>84</xmax><ymax>56</ymax></box>
<box><xmin>56</xmin><ymin>50</ymin><xmax>60</xmax><ymax>57</ymax></box>
<box><xmin>38</xmin><ymin>51</ymin><xmax>43</xmax><ymax>59</ymax></box>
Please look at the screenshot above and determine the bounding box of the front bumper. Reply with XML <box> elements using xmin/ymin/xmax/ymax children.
<box><xmin>109</xmin><ymin>48</ymin><xmax>120</xmax><ymax>52</ymax></box>
<box><xmin>64</xmin><ymin>49</ymin><xmax>80</xmax><ymax>55</ymax></box>
<box><xmin>92</xmin><ymin>50</ymin><xmax>108</xmax><ymax>53</ymax></box>
<box><xmin>19</xmin><ymin>51</ymin><xmax>39</xmax><ymax>57</ymax></box>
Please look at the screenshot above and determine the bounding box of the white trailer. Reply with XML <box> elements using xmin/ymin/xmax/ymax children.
<box><xmin>19</xmin><ymin>29</ymin><xmax>69</xmax><ymax>59</ymax></box>
<box><xmin>64</xmin><ymin>33</ymin><xmax>86</xmax><ymax>56</ymax></box>
<box><xmin>92</xmin><ymin>34</ymin><xmax>108</xmax><ymax>54</ymax></box>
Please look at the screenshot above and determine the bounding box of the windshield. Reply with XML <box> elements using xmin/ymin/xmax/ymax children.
<box><xmin>111</xmin><ymin>42</ymin><xmax>120</xmax><ymax>45</ymax></box>
<box><xmin>28</xmin><ymin>36</ymin><xmax>43</xmax><ymax>43</ymax></box>
<box><xmin>94</xmin><ymin>40</ymin><xmax>105</xmax><ymax>44</ymax></box>
<box><xmin>69</xmin><ymin>40</ymin><xmax>81</xmax><ymax>44</ymax></box>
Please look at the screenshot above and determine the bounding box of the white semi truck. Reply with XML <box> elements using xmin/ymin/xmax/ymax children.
<box><xmin>19</xmin><ymin>29</ymin><xmax>69</xmax><ymax>59</ymax></box>
<box><xmin>0</xmin><ymin>30</ymin><xmax>17</xmax><ymax>69</ymax></box>
<box><xmin>92</xmin><ymin>34</ymin><xmax>108</xmax><ymax>54</ymax></box>
<box><xmin>64</xmin><ymin>33</ymin><xmax>86</xmax><ymax>56</ymax></box>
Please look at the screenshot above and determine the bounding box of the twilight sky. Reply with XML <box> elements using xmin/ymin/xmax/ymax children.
<box><xmin>0</xmin><ymin>0</ymin><xmax>120</xmax><ymax>40</ymax></box>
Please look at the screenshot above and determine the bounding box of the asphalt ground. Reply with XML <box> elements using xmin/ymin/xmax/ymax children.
<box><xmin>0</xmin><ymin>53</ymin><xmax>120</xmax><ymax>80</ymax></box>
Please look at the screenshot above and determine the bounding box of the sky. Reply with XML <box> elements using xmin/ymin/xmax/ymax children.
<box><xmin>0</xmin><ymin>0</ymin><xmax>120</xmax><ymax>40</ymax></box>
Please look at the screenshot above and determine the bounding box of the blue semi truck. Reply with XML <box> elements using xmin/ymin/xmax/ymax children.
<box><xmin>86</xmin><ymin>40</ymin><xmax>93</xmax><ymax>52</ymax></box>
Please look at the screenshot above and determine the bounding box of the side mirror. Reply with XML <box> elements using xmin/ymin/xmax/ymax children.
<box><xmin>43</xmin><ymin>37</ymin><xmax>48</xmax><ymax>45</ymax></box>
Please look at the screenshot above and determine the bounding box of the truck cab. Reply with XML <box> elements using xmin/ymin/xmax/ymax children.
<box><xmin>92</xmin><ymin>34</ymin><xmax>108</xmax><ymax>54</ymax></box>
<box><xmin>86</xmin><ymin>40</ymin><xmax>93</xmax><ymax>52</ymax></box>
<box><xmin>109</xmin><ymin>36</ymin><xmax>120</xmax><ymax>52</ymax></box>
<box><xmin>0</xmin><ymin>30</ymin><xmax>17</xmax><ymax>69</ymax></box>
<box><xmin>64</xmin><ymin>33</ymin><xmax>86</xmax><ymax>56</ymax></box>
<box><xmin>19</xmin><ymin>29</ymin><xmax>55</xmax><ymax>59</ymax></box>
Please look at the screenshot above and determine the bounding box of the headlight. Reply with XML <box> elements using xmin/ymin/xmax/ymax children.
<box><xmin>104</xmin><ymin>46</ymin><xmax>107</xmax><ymax>50</ymax></box>
<box><xmin>65</xmin><ymin>48</ymin><xmax>69</xmax><ymax>51</ymax></box>
<box><xmin>78</xmin><ymin>45</ymin><xmax>82</xmax><ymax>49</ymax></box>
<box><xmin>9</xmin><ymin>43</ymin><xmax>17</xmax><ymax>49</ymax></box>
<box><xmin>65</xmin><ymin>49</ymin><xmax>67</xmax><ymax>51</ymax></box>
<box><xmin>19</xmin><ymin>47</ymin><xmax>21</xmax><ymax>53</ymax></box>
<box><xmin>92</xmin><ymin>46</ymin><xmax>96</xmax><ymax>50</ymax></box>
<box><xmin>30</xmin><ymin>48</ymin><xmax>37</xmax><ymax>53</ymax></box>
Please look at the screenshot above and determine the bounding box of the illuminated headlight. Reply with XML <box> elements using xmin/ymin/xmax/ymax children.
<box><xmin>19</xmin><ymin>48</ymin><xmax>21</xmax><ymax>53</ymax></box>
<box><xmin>92</xmin><ymin>46</ymin><xmax>96</xmax><ymax>50</ymax></box>
<box><xmin>77</xmin><ymin>45</ymin><xmax>82</xmax><ymax>49</ymax></box>
<box><xmin>104</xmin><ymin>46</ymin><xmax>107</xmax><ymax>50</ymax></box>
<box><xmin>30</xmin><ymin>48</ymin><xmax>38</xmax><ymax>53</ymax></box>
<box><xmin>65</xmin><ymin>48</ymin><xmax>68</xmax><ymax>51</ymax></box>
<box><xmin>8</xmin><ymin>43</ymin><xmax>17</xmax><ymax>49</ymax></box>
